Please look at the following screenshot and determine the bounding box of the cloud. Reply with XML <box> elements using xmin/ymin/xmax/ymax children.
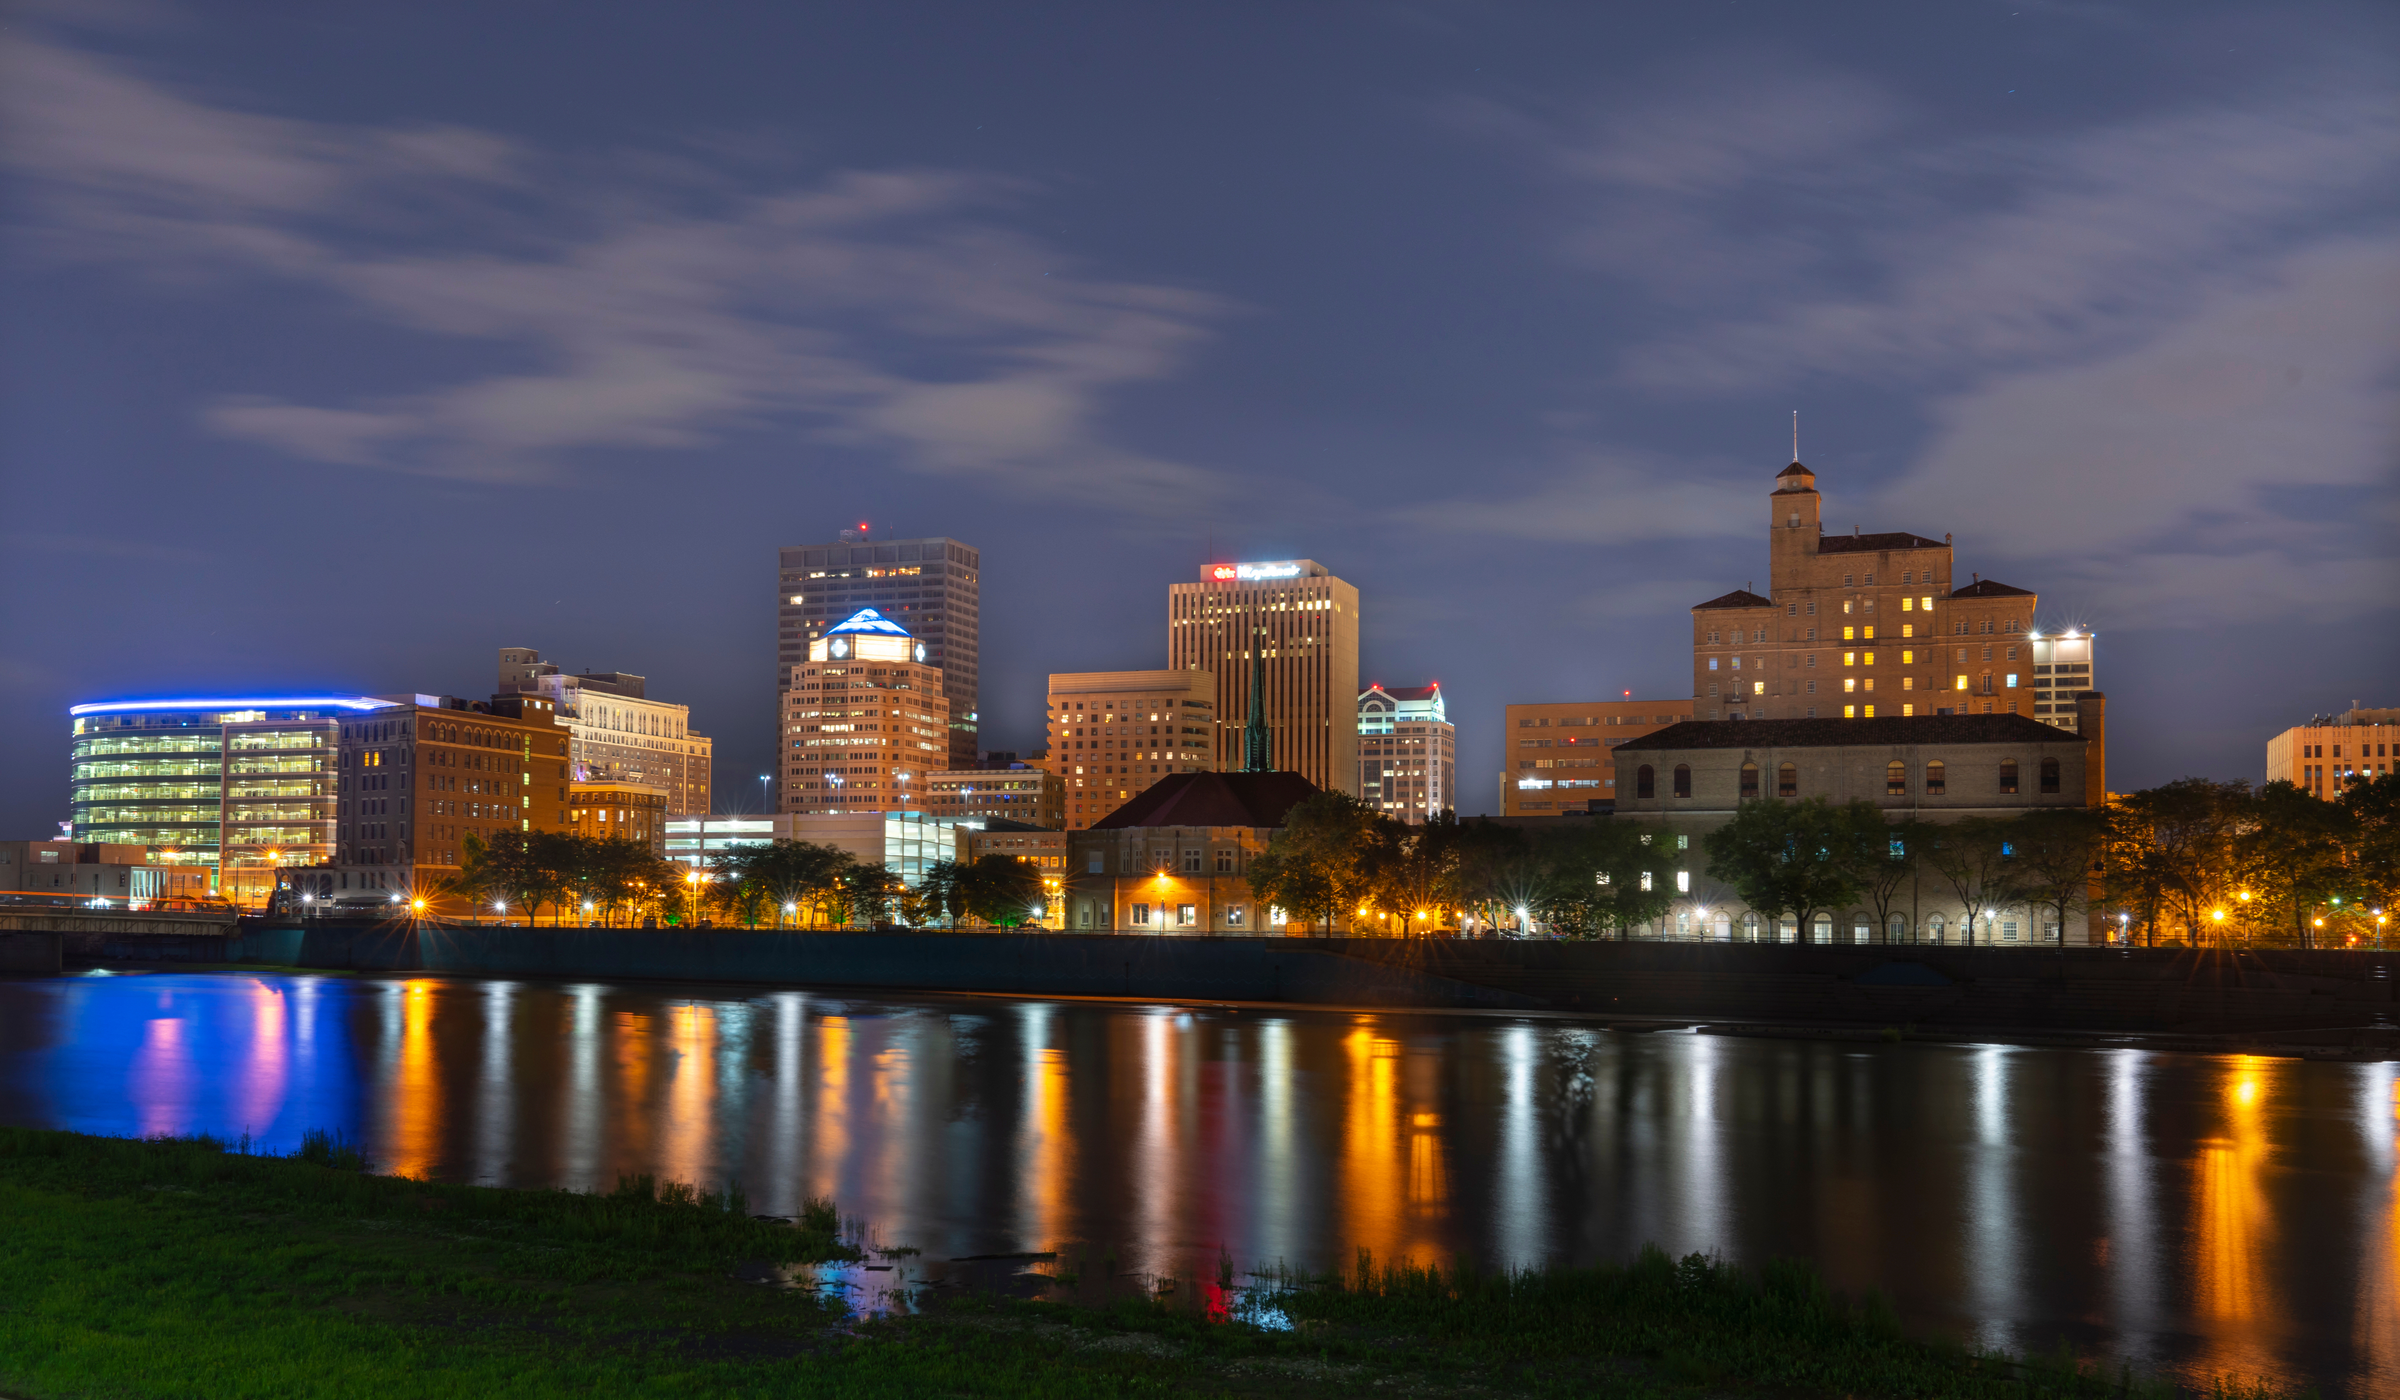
<box><xmin>0</xmin><ymin>32</ymin><xmax>1230</xmax><ymax>504</ymax></box>
<box><xmin>1390</xmin><ymin>448</ymin><xmax>1760</xmax><ymax>546</ymax></box>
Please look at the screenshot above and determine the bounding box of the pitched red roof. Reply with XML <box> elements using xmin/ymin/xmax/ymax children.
<box><xmin>1693</xmin><ymin>588</ymin><xmax>1774</xmax><ymax>611</ymax></box>
<box><xmin>1091</xmin><ymin>771</ymin><xmax>1320</xmax><ymax>829</ymax></box>
<box><xmin>1950</xmin><ymin>578</ymin><xmax>2035</xmax><ymax>598</ymax></box>
<box><xmin>1816</xmin><ymin>531</ymin><xmax>1946</xmax><ymax>554</ymax></box>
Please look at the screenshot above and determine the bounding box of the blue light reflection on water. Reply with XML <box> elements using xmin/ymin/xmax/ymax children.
<box><xmin>0</xmin><ymin>970</ymin><xmax>2394</xmax><ymax>1399</ymax></box>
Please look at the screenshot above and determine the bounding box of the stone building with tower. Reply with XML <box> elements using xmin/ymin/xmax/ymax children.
<box><xmin>1692</xmin><ymin>460</ymin><xmax>2042</xmax><ymax>724</ymax></box>
<box><xmin>1167</xmin><ymin>559</ymin><xmax>1359</xmax><ymax>796</ymax></box>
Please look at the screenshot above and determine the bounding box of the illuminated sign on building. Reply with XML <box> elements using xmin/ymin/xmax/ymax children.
<box><xmin>1204</xmin><ymin>561</ymin><xmax>1304</xmax><ymax>582</ymax></box>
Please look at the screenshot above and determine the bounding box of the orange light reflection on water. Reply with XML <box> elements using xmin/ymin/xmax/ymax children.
<box><xmin>2188</xmin><ymin>1056</ymin><xmax>2283</xmax><ymax>1382</ymax></box>
<box><xmin>382</xmin><ymin>981</ymin><xmax>442</xmax><ymax>1178</ymax></box>
<box><xmin>661</xmin><ymin>1003</ymin><xmax>716</xmax><ymax>1188</ymax></box>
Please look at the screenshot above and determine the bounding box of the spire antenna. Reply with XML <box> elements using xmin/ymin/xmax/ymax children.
<box><xmin>1791</xmin><ymin>410</ymin><xmax>1799</xmax><ymax>463</ymax></box>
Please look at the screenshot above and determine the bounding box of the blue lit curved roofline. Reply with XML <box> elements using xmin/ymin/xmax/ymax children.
<box><xmin>70</xmin><ymin>695</ymin><xmax>390</xmax><ymax>717</ymax></box>
<box><xmin>823</xmin><ymin>607</ymin><xmax>913</xmax><ymax>638</ymax></box>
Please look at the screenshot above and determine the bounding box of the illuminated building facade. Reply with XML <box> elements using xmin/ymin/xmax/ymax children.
<box><xmin>1063</xmin><ymin>771</ymin><xmax>1317</xmax><ymax>933</ymax></box>
<box><xmin>781</xmin><ymin>609</ymin><xmax>952</xmax><ymax>815</ymax></box>
<box><xmin>964</xmin><ymin>822</ymin><xmax>1068</xmax><ymax>928</ymax></box>
<box><xmin>323</xmin><ymin>692</ymin><xmax>573</xmax><ymax>906</ymax></box>
<box><xmin>1046</xmin><ymin>669</ymin><xmax>1217</xmax><ymax>829</ymax></box>
<box><xmin>920</xmin><ymin>766</ymin><xmax>1065</xmax><ymax>828</ymax></box>
<box><xmin>1167</xmin><ymin>559</ymin><xmax>1360</xmax><ymax>796</ymax></box>
<box><xmin>1502</xmin><ymin>697</ymin><xmax>1693</xmax><ymax>815</ymax></box>
<box><xmin>2267</xmin><ymin>706</ymin><xmax>2399</xmax><ymax>797</ymax></box>
<box><xmin>68</xmin><ymin>695</ymin><xmax>375</xmax><ymax>903</ymax></box>
<box><xmin>1692</xmin><ymin>461</ymin><xmax>2039</xmax><ymax>723</ymax></box>
<box><xmin>2028</xmin><ymin>632</ymin><xmax>2098</xmax><ymax>732</ymax></box>
<box><xmin>566</xmin><ymin>781</ymin><xmax>669</xmax><ymax>855</ymax></box>
<box><xmin>499</xmin><ymin>648</ymin><xmax>712</xmax><ymax>815</ymax></box>
<box><xmin>1356</xmin><ymin>683</ymin><xmax>1454</xmax><ymax>822</ymax></box>
<box><xmin>777</xmin><ymin>531</ymin><xmax>980</xmax><ymax>770</ymax></box>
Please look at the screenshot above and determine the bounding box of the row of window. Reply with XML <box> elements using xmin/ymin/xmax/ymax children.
<box><xmin>1635</xmin><ymin>756</ymin><xmax>2059</xmax><ymax>799</ymax></box>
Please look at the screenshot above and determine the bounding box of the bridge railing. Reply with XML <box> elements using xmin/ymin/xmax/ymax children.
<box><xmin>0</xmin><ymin>890</ymin><xmax>241</xmax><ymax>916</ymax></box>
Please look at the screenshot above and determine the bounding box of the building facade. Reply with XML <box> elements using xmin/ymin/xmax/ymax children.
<box><xmin>2267</xmin><ymin>706</ymin><xmax>2399</xmax><ymax>796</ymax></box>
<box><xmin>0</xmin><ymin>841</ymin><xmax>214</xmax><ymax>906</ymax></box>
<box><xmin>777</xmin><ymin>532</ymin><xmax>980</xmax><ymax>769</ymax></box>
<box><xmin>964</xmin><ymin>822</ymin><xmax>1068</xmax><ymax>928</ymax></box>
<box><xmin>1167</xmin><ymin>560</ymin><xmax>1360</xmax><ymax>796</ymax></box>
<box><xmin>1502</xmin><ymin>697</ymin><xmax>1693</xmax><ymax>816</ymax></box>
<box><xmin>1611</xmin><ymin>709</ymin><xmax>2101</xmax><ymax>945</ymax></box>
<box><xmin>566</xmin><ymin>781</ymin><xmax>669</xmax><ymax>855</ymax></box>
<box><xmin>2028</xmin><ymin>632</ymin><xmax>2098</xmax><ymax>732</ymax></box>
<box><xmin>1692</xmin><ymin>461</ymin><xmax>2040</xmax><ymax>723</ymax></box>
<box><xmin>68</xmin><ymin>695</ymin><xmax>374</xmax><ymax>904</ymax></box>
<box><xmin>1357</xmin><ymin>683</ymin><xmax>1455</xmax><ymax>822</ymax></box>
<box><xmin>329</xmin><ymin>692</ymin><xmax>574</xmax><ymax>903</ymax></box>
<box><xmin>920</xmin><ymin>765</ymin><xmax>1065</xmax><ymax>828</ymax></box>
<box><xmin>1062</xmin><ymin>771</ymin><xmax>1317</xmax><ymax>933</ymax></box>
<box><xmin>781</xmin><ymin>609</ymin><xmax>952</xmax><ymax>816</ymax></box>
<box><xmin>1047</xmin><ymin>669</ymin><xmax>1218</xmax><ymax>829</ymax></box>
<box><xmin>661</xmin><ymin>810</ymin><xmax>967</xmax><ymax>892</ymax></box>
<box><xmin>499</xmin><ymin>648</ymin><xmax>712</xmax><ymax>815</ymax></box>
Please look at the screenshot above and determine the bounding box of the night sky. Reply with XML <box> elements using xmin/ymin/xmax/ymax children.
<box><xmin>4</xmin><ymin>1</ymin><xmax>2396</xmax><ymax>835</ymax></box>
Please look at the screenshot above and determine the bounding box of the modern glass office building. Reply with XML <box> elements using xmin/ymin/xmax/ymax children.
<box><xmin>68</xmin><ymin>695</ymin><xmax>382</xmax><ymax>897</ymax></box>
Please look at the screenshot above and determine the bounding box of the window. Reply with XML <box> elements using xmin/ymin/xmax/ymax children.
<box><xmin>1844</xmin><ymin>652</ymin><xmax>1856</xmax><ymax>667</ymax></box>
<box><xmin>1786</xmin><ymin>603</ymin><xmax>1797</xmax><ymax>616</ymax></box>
<box><xmin>1805</xmin><ymin>680</ymin><xmax>1817</xmax><ymax>694</ymax></box>
<box><xmin>1888</xmin><ymin>913</ymin><xmax>1908</xmax><ymax>943</ymax></box>
<box><xmin>1636</xmin><ymin>765</ymin><xmax>1655</xmax><ymax>799</ymax></box>
<box><xmin>1676</xmin><ymin>870</ymin><xmax>1690</xmax><ymax>893</ymax></box>
<box><xmin>1225</xmin><ymin>905</ymin><xmax>1245</xmax><ymax>927</ymax></box>
<box><xmin>1887</xmin><ymin>760</ymin><xmax>1907</xmax><ymax>796</ymax></box>
<box><xmin>1811</xmin><ymin>913</ymin><xmax>1832</xmax><ymax>943</ymax></box>
<box><xmin>1087</xmin><ymin>851</ymin><xmax>1104</xmax><ymax>874</ymax></box>
<box><xmin>1708</xmin><ymin>657</ymin><xmax>1718</xmax><ymax>670</ymax></box>
<box><xmin>1178</xmin><ymin>904</ymin><xmax>1197</xmax><ymax>927</ymax></box>
<box><xmin>1844</xmin><ymin>678</ymin><xmax>1857</xmax><ymax>693</ymax></box>
<box><xmin>1740</xmin><ymin>762</ymin><xmax>1759</xmax><ymax>798</ymax></box>
<box><xmin>1844</xmin><ymin>574</ymin><xmax>1854</xmax><ymax>586</ymax></box>
<box><xmin>1672</xmin><ymin>764</ymin><xmax>1691</xmax><ymax>798</ymax></box>
<box><xmin>1132</xmin><ymin>902</ymin><xmax>1151</xmax><ymax>926</ymax></box>
<box><xmin>1901</xmin><ymin>596</ymin><xmax>1913</xmax><ymax>611</ymax></box>
<box><xmin>2039</xmin><ymin>757</ymin><xmax>2061</xmax><ymax>794</ymax></box>
<box><xmin>1844</xmin><ymin>626</ymin><xmax>1856</xmax><ymax>641</ymax></box>
<box><xmin>1215</xmin><ymin>850</ymin><xmax>1233</xmax><ymax>873</ymax></box>
<box><xmin>1806</xmin><ymin>654</ymin><xmax>1817</xmax><ymax>667</ymax></box>
<box><xmin>1956</xmin><ymin>675</ymin><xmax>1969</xmax><ymax>691</ymax></box>
<box><xmin>1999</xmin><ymin>759</ymin><xmax>2020</xmax><ymax>794</ymax></box>
<box><xmin>1844</xmin><ymin>705</ymin><xmax>1857</xmax><ymax>718</ymax></box>
<box><xmin>1778</xmin><ymin>762</ymin><xmax>1797</xmax><ymax>797</ymax></box>
<box><xmin>1752</xmin><ymin>681</ymin><xmax>1764</xmax><ymax>695</ymax></box>
<box><xmin>2006</xmin><ymin>673</ymin><xmax>2018</xmax><ymax>689</ymax></box>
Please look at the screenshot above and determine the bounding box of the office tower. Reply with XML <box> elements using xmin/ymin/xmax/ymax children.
<box><xmin>1356</xmin><ymin>683</ymin><xmax>1456</xmax><ymax>822</ymax></box>
<box><xmin>1691</xmin><ymin>460</ymin><xmax>2040</xmax><ymax>722</ymax></box>
<box><xmin>777</xmin><ymin>531</ymin><xmax>980</xmax><ymax>776</ymax></box>
<box><xmin>781</xmin><ymin>609</ymin><xmax>952</xmax><ymax>815</ymax></box>
<box><xmin>498</xmin><ymin>648</ymin><xmax>713</xmax><ymax>815</ymax></box>
<box><xmin>1166</xmin><ymin>559</ymin><xmax>1360</xmax><ymax>795</ymax></box>
<box><xmin>2027</xmin><ymin>631</ymin><xmax>2098</xmax><ymax>732</ymax></box>
<box><xmin>1047</xmin><ymin>670</ymin><xmax>1217</xmax><ymax>829</ymax></box>
<box><xmin>1501</xmin><ymin>698</ymin><xmax>1694</xmax><ymax>815</ymax></box>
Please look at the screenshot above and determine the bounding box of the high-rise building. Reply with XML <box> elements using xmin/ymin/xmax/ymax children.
<box><xmin>1356</xmin><ymin>683</ymin><xmax>1455</xmax><ymax>822</ymax></box>
<box><xmin>498</xmin><ymin>648</ymin><xmax>713</xmax><ymax>815</ymax></box>
<box><xmin>781</xmin><ymin>609</ymin><xmax>952</xmax><ymax>815</ymax></box>
<box><xmin>2027</xmin><ymin>631</ymin><xmax>2098</xmax><ymax>732</ymax></box>
<box><xmin>2267</xmin><ymin>706</ymin><xmax>2399</xmax><ymax>797</ymax></box>
<box><xmin>777</xmin><ymin>531</ymin><xmax>980</xmax><ymax>773</ymax></box>
<box><xmin>1047</xmin><ymin>670</ymin><xmax>1218</xmax><ymax>829</ymax></box>
<box><xmin>68</xmin><ymin>695</ymin><xmax>375</xmax><ymax>902</ymax></box>
<box><xmin>1167</xmin><ymin>559</ymin><xmax>1360</xmax><ymax>795</ymax></box>
<box><xmin>1501</xmin><ymin>698</ymin><xmax>1694</xmax><ymax>815</ymax></box>
<box><xmin>1692</xmin><ymin>461</ymin><xmax>2039</xmax><ymax>723</ymax></box>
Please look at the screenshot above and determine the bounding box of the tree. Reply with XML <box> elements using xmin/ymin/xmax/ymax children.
<box><xmin>461</xmin><ymin>831</ymin><xmax>550</xmax><ymax>923</ymax></box>
<box><xmin>1920</xmin><ymin>817</ymin><xmax>2021</xmax><ymax>946</ymax></box>
<box><xmin>840</xmin><ymin>863</ymin><xmax>904</xmax><ymax>928</ymax></box>
<box><xmin>2107</xmin><ymin>779</ymin><xmax>2250</xmax><ymax>945</ymax></box>
<box><xmin>1357</xmin><ymin>813</ymin><xmax>1469</xmax><ymax>935</ymax></box>
<box><xmin>2008</xmin><ymin>808</ymin><xmax>2109</xmax><ymax>946</ymax></box>
<box><xmin>1703</xmin><ymin>798</ymin><xmax>1861</xmax><ymax>944</ymax></box>
<box><xmin>2237</xmin><ymin>781</ymin><xmax>2354</xmax><ymax>947</ymax></box>
<box><xmin>1445</xmin><ymin>819</ymin><xmax>1534</xmax><ymax>935</ymax></box>
<box><xmin>1841</xmin><ymin>807</ymin><xmax>1925</xmax><ymax>944</ymax></box>
<box><xmin>1249</xmin><ymin>791</ymin><xmax>1380</xmax><ymax>933</ymax></box>
<box><xmin>955</xmin><ymin>855</ymin><xmax>1044</xmax><ymax>927</ymax></box>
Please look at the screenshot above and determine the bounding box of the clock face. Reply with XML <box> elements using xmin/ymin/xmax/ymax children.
<box><xmin>914</xmin><ymin>643</ymin><xmax>928</xmax><ymax>663</ymax></box>
<box><xmin>830</xmin><ymin>639</ymin><xmax>850</xmax><ymax>658</ymax></box>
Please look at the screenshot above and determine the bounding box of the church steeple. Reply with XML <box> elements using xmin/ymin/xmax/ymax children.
<box><xmin>1243</xmin><ymin>627</ymin><xmax>1271</xmax><ymax>772</ymax></box>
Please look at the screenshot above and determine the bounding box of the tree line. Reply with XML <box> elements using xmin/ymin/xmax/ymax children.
<box><xmin>1243</xmin><ymin>773</ymin><xmax>2398</xmax><ymax>946</ymax></box>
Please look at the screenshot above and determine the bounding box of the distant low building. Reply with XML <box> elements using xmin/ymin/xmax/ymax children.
<box><xmin>1503</xmin><ymin>697</ymin><xmax>1692</xmax><ymax>816</ymax></box>
<box><xmin>2267</xmin><ymin>706</ymin><xmax>2398</xmax><ymax>797</ymax></box>
<box><xmin>964</xmin><ymin>819</ymin><xmax>1068</xmax><ymax>928</ymax></box>
<box><xmin>1063</xmin><ymin>770</ymin><xmax>1317</xmax><ymax>934</ymax></box>
<box><xmin>567</xmin><ymin>782</ymin><xmax>669</xmax><ymax>855</ymax></box>
<box><xmin>0</xmin><ymin>840</ymin><xmax>213</xmax><ymax>905</ymax></box>
<box><xmin>919</xmin><ymin>765</ymin><xmax>1064</xmax><ymax>828</ymax></box>
<box><xmin>500</xmin><ymin>648</ymin><xmax>713</xmax><ymax>816</ymax></box>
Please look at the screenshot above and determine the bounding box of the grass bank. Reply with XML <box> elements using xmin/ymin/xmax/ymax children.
<box><xmin>0</xmin><ymin>1127</ymin><xmax>2297</xmax><ymax>1399</ymax></box>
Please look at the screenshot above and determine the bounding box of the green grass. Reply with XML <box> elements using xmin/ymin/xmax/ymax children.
<box><xmin>0</xmin><ymin>1127</ymin><xmax>2307</xmax><ymax>1399</ymax></box>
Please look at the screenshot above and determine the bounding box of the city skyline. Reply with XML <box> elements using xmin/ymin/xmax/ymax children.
<box><xmin>3</xmin><ymin>3</ymin><xmax>2396</xmax><ymax>840</ymax></box>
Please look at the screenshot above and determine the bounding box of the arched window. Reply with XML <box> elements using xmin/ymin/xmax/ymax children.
<box><xmin>1925</xmin><ymin>760</ymin><xmax>1946</xmax><ymax>795</ymax></box>
<box><xmin>1672</xmin><ymin>764</ymin><xmax>1692</xmax><ymax>798</ymax></box>
<box><xmin>1887</xmin><ymin>913</ymin><xmax>1908</xmax><ymax>943</ymax></box>
<box><xmin>1740</xmin><ymin>762</ymin><xmax>1759</xmax><ymax>799</ymax></box>
<box><xmin>1742</xmin><ymin>912</ymin><xmax>1762</xmax><ymax>941</ymax></box>
<box><xmin>2039</xmin><ymin>757</ymin><xmax>2061</xmax><ymax>794</ymax></box>
<box><xmin>1811</xmin><ymin>912</ymin><xmax>1833</xmax><ymax>943</ymax></box>
<box><xmin>1778</xmin><ymin>762</ymin><xmax>1797</xmax><ymax>797</ymax></box>
<box><xmin>1886</xmin><ymin>760</ymin><xmax>1907</xmax><ymax>796</ymax></box>
<box><xmin>1926</xmin><ymin>913</ymin><xmax>1946</xmax><ymax>944</ymax></box>
<box><xmin>1636</xmin><ymin>765</ymin><xmax>1655</xmax><ymax>799</ymax></box>
<box><xmin>1999</xmin><ymin>759</ymin><xmax>2020</xmax><ymax>794</ymax></box>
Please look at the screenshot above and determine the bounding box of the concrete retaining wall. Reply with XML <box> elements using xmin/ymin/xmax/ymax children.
<box><xmin>0</xmin><ymin>932</ymin><xmax>61</xmax><ymax>975</ymax></box>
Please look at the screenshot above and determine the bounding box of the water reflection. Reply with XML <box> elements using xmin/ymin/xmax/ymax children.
<box><xmin>0</xmin><ymin>971</ymin><xmax>2392</xmax><ymax>1399</ymax></box>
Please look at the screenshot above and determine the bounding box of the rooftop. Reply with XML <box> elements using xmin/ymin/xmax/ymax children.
<box><xmin>1950</xmin><ymin>578</ymin><xmax>2036</xmax><ymax>598</ymax></box>
<box><xmin>823</xmin><ymin>607</ymin><xmax>913</xmax><ymax>638</ymax></box>
<box><xmin>1693</xmin><ymin>589</ymin><xmax>1774</xmax><ymax>612</ymax></box>
<box><xmin>1817</xmin><ymin>530</ymin><xmax>1947</xmax><ymax>555</ymax></box>
<box><xmin>1614</xmin><ymin>712</ymin><xmax>2093</xmax><ymax>752</ymax></box>
<box><xmin>1091</xmin><ymin>771</ymin><xmax>1320</xmax><ymax>830</ymax></box>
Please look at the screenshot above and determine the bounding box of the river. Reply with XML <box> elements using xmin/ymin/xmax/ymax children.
<box><xmin>0</xmin><ymin>969</ymin><xmax>2392</xmax><ymax>1396</ymax></box>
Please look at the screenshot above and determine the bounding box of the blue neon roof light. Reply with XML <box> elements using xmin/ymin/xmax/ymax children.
<box><xmin>823</xmin><ymin>608</ymin><xmax>913</xmax><ymax>638</ymax></box>
<box><xmin>69</xmin><ymin>696</ymin><xmax>391</xmax><ymax>717</ymax></box>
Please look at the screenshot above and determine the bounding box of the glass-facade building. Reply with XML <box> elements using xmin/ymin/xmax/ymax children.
<box><xmin>69</xmin><ymin>696</ymin><xmax>383</xmax><ymax>898</ymax></box>
<box><xmin>665</xmin><ymin>811</ymin><xmax>958</xmax><ymax>887</ymax></box>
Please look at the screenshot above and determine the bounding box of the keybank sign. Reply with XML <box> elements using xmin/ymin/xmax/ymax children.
<box><xmin>1207</xmin><ymin>561</ymin><xmax>1303</xmax><ymax>581</ymax></box>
